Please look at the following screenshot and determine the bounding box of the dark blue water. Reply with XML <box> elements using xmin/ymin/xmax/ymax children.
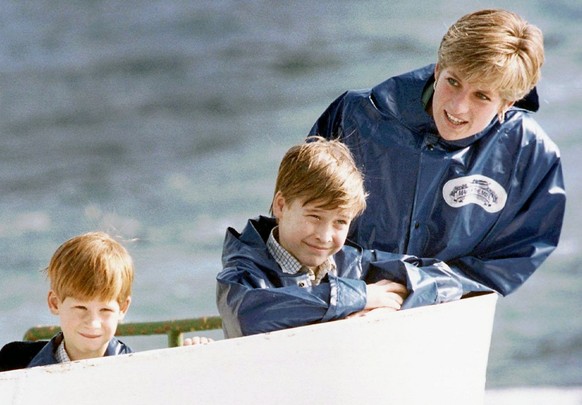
<box><xmin>0</xmin><ymin>0</ymin><xmax>580</xmax><ymax>388</ymax></box>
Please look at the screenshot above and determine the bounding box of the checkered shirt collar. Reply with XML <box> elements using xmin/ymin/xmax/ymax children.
<box><xmin>55</xmin><ymin>339</ymin><xmax>71</xmax><ymax>363</ymax></box>
<box><xmin>266</xmin><ymin>226</ymin><xmax>336</xmax><ymax>285</ymax></box>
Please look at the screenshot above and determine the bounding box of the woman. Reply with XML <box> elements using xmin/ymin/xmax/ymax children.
<box><xmin>309</xmin><ymin>9</ymin><xmax>565</xmax><ymax>304</ymax></box>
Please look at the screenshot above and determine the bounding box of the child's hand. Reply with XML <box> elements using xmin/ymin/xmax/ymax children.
<box><xmin>364</xmin><ymin>279</ymin><xmax>408</xmax><ymax>311</ymax></box>
<box><xmin>183</xmin><ymin>336</ymin><xmax>214</xmax><ymax>346</ymax></box>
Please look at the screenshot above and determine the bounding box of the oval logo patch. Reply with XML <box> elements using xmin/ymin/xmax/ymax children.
<box><xmin>442</xmin><ymin>175</ymin><xmax>507</xmax><ymax>213</ymax></box>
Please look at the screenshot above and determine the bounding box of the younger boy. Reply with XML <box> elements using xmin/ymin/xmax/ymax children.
<box><xmin>217</xmin><ymin>137</ymin><xmax>415</xmax><ymax>338</ymax></box>
<box><xmin>1</xmin><ymin>232</ymin><xmax>134</xmax><ymax>370</ymax></box>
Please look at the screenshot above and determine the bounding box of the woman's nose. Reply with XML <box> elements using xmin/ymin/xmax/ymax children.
<box><xmin>449</xmin><ymin>90</ymin><xmax>470</xmax><ymax>113</ymax></box>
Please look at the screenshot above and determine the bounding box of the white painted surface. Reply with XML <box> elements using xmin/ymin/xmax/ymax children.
<box><xmin>0</xmin><ymin>293</ymin><xmax>498</xmax><ymax>405</ymax></box>
<box><xmin>485</xmin><ymin>387</ymin><xmax>582</xmax><ymax>405</ymax></box>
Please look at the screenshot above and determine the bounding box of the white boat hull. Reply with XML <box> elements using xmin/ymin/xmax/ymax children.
<box><xmin>0</xmin><ymin>293</ymin><xmax>497</xmax><ymax>405</ymax></box>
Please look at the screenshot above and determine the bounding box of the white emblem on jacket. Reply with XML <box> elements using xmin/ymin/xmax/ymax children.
<box><xmin>442</xmin><ymin>175</ymin><xmax>507</xmax><ymax>213</ymax></box>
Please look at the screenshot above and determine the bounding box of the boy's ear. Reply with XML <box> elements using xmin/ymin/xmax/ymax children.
<box><xmin>272</xmin><ymin>191</ymin><xmax>286</xmax><ymax>219</ymax></box>
<box><xmin>119</xmin><ymin>297</ymin><xmax>132</xmax><ymax>320</ymax></box>
<box><xmin>47</xmin><ymin>290</ymin><xmax>60</xmax><ymax>315</ymax></box>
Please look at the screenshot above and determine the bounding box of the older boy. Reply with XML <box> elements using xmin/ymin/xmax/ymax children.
<box><xmin>217</xmin><ymin>137</ymin><xmax>454</xmax><ymax>338</ymax></box>
<box><xmin>1</xmin><ymin>232</ymin><xmax>134</xmax><ymax>370</ymax></box>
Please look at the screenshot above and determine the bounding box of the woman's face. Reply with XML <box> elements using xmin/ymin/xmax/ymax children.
<box><xmin>431</xmin><ymin>65</ymin><xmax>513</xmax><ymax>141</ymax></box>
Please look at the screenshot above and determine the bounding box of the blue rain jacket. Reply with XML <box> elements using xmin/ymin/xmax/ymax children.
<box><xmin>309</xmin><ymin>64</ymin><xmax>566</xmax><ymax>297</ymax></box>
<box><xmin>26</xmin><ymin>332</ymin><xmax>132</xmax><ymax>368</ymax></box>
<box><xmin>217</xmin><ymin>216</ymin><xmax>471</xmax><ymax>338</ymax></box>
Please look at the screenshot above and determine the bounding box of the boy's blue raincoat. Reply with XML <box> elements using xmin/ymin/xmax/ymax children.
<box><xmin>217</xmin><ymin>216</ymin><xmax>484</xmax><ymax>338</ymax></box>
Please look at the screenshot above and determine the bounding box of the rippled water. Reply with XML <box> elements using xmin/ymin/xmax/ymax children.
<box><xmin>0</xmin><ymin>0</ymin><xmax>580</xmax><ymax>387</ymax></box>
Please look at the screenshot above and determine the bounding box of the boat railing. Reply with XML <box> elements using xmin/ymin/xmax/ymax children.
<box><xmin>22</xmin><ymin>316</ymin><xmax>223</xmax><ymax>348</ymax></box>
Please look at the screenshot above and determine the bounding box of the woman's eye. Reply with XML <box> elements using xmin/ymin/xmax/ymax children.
<box><xmin>447</xmin><ymin>77</ymin><xmax>458</xmax><ymax>86</ymax></box>
<box><xmin>476</xmin><ymin>92</ymin><xmax>490</xmax><ymax>101</ymax></box>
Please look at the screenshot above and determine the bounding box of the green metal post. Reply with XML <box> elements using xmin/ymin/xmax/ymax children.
<box><xmin>168</xmin><ymin>330</ymin><xmax>183</xmax><ymax>348</ymax></box>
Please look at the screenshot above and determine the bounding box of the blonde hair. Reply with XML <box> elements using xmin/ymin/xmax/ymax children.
<box><xmin>272</xmin><ymin>136</ymin><xmax>367</xmax><ymax>217</ymax></box>
<box><xmin>437</xmin><ymin>9</ymin><xmax>544</xmax><ymax>102</ymax></box>
<box><xmin>47</xmin><ymin>232</ymin><xmax>134</xmax><ymax>304</ymax></box>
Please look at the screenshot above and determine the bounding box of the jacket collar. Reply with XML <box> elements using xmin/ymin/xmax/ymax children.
<box><xmin>370</xmin><ymin>64</ymin><xmax>534</xmax><ymax>149</ymax></box>
<box><xmin>222</xmin><ymin>216</ymin><xmax>278</xmax><ymax>270</ymax></box>
<box><xmin>27</xmin><ymin>332</ymin><xmax>131</xmax><ymax>368</ymax></box>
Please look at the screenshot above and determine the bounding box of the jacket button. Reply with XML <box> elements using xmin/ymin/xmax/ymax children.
<box><xmin>427</xmin><ymin>144</ymin><xmax>434</xmax><ymax>151</ymax></box>
<box><xmin>414</xmin><ymin>222</ymin><xmax>420</xmax><ymax>229</ymax></box>
<box><xmin>298</xmin><ymin>282</ymin><xmax>306</xmax><ymax>287</ymax></box>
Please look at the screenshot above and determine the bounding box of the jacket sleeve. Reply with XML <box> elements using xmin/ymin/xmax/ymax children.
<box><xmin>216</xmin><ymin>261</ymin><xmax>367</xmax><ymax>338</ymax></box>
<box><xmin>362</xmin><ymin>250</ymin><xmax>497</xmax><ymax>309</ymax></box>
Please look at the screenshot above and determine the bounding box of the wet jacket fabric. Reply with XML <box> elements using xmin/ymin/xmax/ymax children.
<box><xmin>22</xmin><ymin>332</ymin><xmax>132</xmax><ymax>368</ymax></box>
<box><xmin>309</xmin><ymin>64</ymin><xmax>566</xmax><ymax>297</ymax></box>
<box><xmin>217</xmin><ymin>216</ymin><xmax>464</xmax><ymax>338</ymax></box>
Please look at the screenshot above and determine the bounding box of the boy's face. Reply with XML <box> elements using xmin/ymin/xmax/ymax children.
<box><xmin>272</xmin><ymin>192</ymin><xmax>353</xmax><ymax>268</ymax></box>
<box><xmin>48</xmin><ymin>291</ymin><xmax>130</xmax><ymax>361</ymax></box>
